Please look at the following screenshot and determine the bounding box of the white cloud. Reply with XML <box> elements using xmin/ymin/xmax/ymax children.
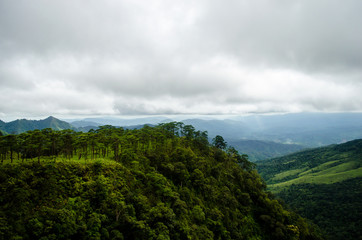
<box><xmin>0</xmin><ymin>0</ymin><xmax>362</xmax><ymax>119</ymax></box>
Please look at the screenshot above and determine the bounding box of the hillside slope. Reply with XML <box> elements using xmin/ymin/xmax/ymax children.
<box><xmin>257</xmin><ymin>139</ymin><xmax>362</xmax><ymax>188</ymax></box>
<box><xmin>0</xmin><ymin>124</ymin><xmax>322</xmax><ymax>240</ymax></box>
<box><xmin>256</xmin><ymin>140</ymin><xmax>362</xmax><ymax>240</ymax></box>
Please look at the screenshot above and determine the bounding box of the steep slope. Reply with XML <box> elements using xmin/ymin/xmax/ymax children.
<box><xmin>42</xmin><ymin>116</ymin><xmax>75</xmax><ymax>130</ymax></box>
<box><xmin>0</xmin><ymin>116</ymin><xmax>75</xmax><ymax>134</ymax></box>
<box><xmin>229</xmin><ymin>139</ymin><xmax>304</xmax><ymax>162</ymax></box>
<box><xmin>0</xmin><ymin>124</ymin><xmax>323</xmax><ymax>240</ymax></box>
<box><xmin>257</xmin><ymin>139</ymin><xmax>362</xmax><ymax>188</ymax></box>
<box><xmin>256</xmin><ymin>139</ymin><xmax>362</xmax><ymax>240</ymax></box>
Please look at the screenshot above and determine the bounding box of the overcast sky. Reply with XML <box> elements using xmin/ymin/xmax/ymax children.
<box><xmin>1</xmin><ymin>0</ymin><xmax>362</xmax><ymax>121</ymax></box>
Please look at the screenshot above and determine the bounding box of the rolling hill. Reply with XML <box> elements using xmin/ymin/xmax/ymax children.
<box><xmin>256</xmin><ymin>139</ymin><xmax>362</xmax><ymax>240</ymax></box>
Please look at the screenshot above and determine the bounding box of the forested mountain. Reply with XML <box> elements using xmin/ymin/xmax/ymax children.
<box><xmin>0</xmin><ymin>116</ymin><xmax>74</xmax><ymax>134</ymax></box>
<box><xmin>0</xmin><ymin>123</ymin><xmax>323</xmax><ymax>239</ymax></box>
<box><xmin>229</xmin><ymin>140</ymin><xmax>304</xmax><ymax>162</ymax></box>
<box><xmin>256</xmin><ymin>140</ymin><xmax>362</xmax><ymax>240</ymax></box>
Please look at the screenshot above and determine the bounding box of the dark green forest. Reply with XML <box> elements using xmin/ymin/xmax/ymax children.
<box><xmin>277</xmin><ymin>179</ymin><xmax>362</xmax><ymax>240</ymax></box>
<box><xmin>0</xmin><ymin>123</ymin><xmax>322</xmax><ymax>239</ymax></box>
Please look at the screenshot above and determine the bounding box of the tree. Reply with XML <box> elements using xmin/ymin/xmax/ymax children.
<box><xmin>27</xmin><ymin>130</ymin><xmax>47</xmax><ymax>163</ymax></box>
<box><xmin>227</xmin><ymin>146</ymin><xmax>254</xmax><ymax>171</ymax></box>
<box><xmin>60</xmin><ymin>130</ymin><xmax>76</xmax><ymax>160</ymax></box>
<box><xmin>3</xmin><ymin>134</ymin><xmax>17</xmax><ymax>163</ymax></box>
<box><xmin>181</xmin><ymin>125</ymin><xmax>195</xmax><ymax>139</ymax></box>
<box><xmin>212</xmin><ymin>135</ymin><xmax>227</xmax><ymax>149</ymax></box>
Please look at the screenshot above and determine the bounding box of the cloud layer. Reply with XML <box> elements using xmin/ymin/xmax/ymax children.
<box><xmin>1</xmin><ymin>0</ymin><xmax>362</xmax><ymax>120</ymax></box>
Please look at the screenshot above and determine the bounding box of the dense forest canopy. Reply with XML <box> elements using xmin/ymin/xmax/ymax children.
<box><xmin>0</xmin><ymin>123</ymin><xmax>323</xmax><ymax>239</ymax></box>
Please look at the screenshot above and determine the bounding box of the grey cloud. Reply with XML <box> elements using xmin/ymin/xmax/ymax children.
<box><xmin>196</xmin><ymin>0</ymin><xmax>362</xmax><ymax>73</ymax></box>
<box><xmin>1</xmin><ymin>0</ymin><xmax>362</xmax><ymax>117</ymax></box>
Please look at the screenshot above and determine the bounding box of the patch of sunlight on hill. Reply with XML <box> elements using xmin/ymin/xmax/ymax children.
<box><xmin>269</xmin><ymin>162</ymin><xmax>362</xmax><ymax>191</ymax></box>
<box><xmin>271</xmin><ymin>168</ymin><xmax>307</xmax><ymax>181</ymax></box>
<box><xmin>298</xmin><ymin>160</ymin><xmax>341</xmax><ymax>176</ymax></box>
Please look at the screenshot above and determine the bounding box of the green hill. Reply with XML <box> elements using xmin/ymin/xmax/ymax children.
<box><xmin>229</xmin><ymin>139</ymin><xmax>304</xmax><ymax>162</ymax></box>
<box><xmin>0</xmin><ymin>116</ymin><xmax>75</xmax><ymax>134</ymax></box>
<box><xmin>256</xmin><ymin>140</ymin><xmax>362</xmax><ymax>240</ymax></box>
<box><xmin>0</xmin><ymin>123</ymin><xmax>322</xmax><ymax>240</ymax></box>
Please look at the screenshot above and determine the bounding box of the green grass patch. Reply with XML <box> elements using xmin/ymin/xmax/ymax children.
<box><xmin>269</xmin><ymin>162</ymin><xmax>362</xmax><ymax>191</ymax></box>
<box><xmin>298</xmin><ymin>160</ymin><xmax>341</xmax><ymax>176</ymax></box>
<box><xmin>271</xmin><ymin>167</ymin><xmax>307</xmax><ymax>181</ymax></box>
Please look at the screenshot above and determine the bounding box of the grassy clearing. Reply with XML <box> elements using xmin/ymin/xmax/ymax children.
<box><xmin>298</xmin><ymin>160</ymin><xmax>341</xmax><ymax>176</ymax></box>
<box><xmin>271</xmin><ymin>168</ymin><xmax>307</xmax><ymax>181</ymax></box>
<box><xmin>269</xmin><ymin>161</ymin><xmax>362</xmax><ymax>190</ymax></box>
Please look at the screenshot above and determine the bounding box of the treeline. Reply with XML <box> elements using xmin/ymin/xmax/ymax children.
<box><xmin>0</xmin><ymin>123</ymin><xmax>323</xmax><ymax>239</ymax></box>
<box><xmin>0</xmin><ymin>123</ymin><xmax>211</xmax><ymax>164</ymax></box>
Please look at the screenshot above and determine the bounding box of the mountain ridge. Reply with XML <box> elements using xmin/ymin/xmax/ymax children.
<box><xmin>0</xmin><ymin>116</ymin><xmax>75</xmax><ymax>134</ymax></box>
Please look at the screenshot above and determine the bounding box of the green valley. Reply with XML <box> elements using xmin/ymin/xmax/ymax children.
<box><xmin>257</xmin><ymin>140</ymin><xmax>362</xmax><ymax>240</ymax></box>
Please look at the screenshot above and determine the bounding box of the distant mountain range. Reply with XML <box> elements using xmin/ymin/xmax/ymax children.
<box><xmin>182</xmin><ymin>113</ymin><xmax>362</xmax><ymax>147</ymax></box>
<box><xmin>62</xmin><ymin>113</ymin><xmax>362</xmax><ymax>148</ymax></box>
<box><xmin>67</xmin><ymin>116</ymin><xmax>172</xmax><ymax>128</ymax></box>
<box><xmin>2</xmin><ymin>112</ymin><xmax>362</xmax><ymax>160</ymax></box>
<box><xmin>0</xmin><ymin>116</ymin><xmax>75</xmax><ymax>134</ymax></box>
<box><xmin>256</xmin><ymin>139</ymin><xmax>362</xmax><ymax>240</ymax></box>
<box><xmin>228</xmin><ymin>139</ymin><xmax>304</xmax><ymax>161</ymax></box>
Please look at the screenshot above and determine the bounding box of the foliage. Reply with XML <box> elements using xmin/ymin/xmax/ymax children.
<box><xmin>212</xmin><ymin>135</ymin><xmax>227</xmax><ymax>150</ymax></box>
<box><xmin>256</xmin><ymin>139</ymin><xmax>362</xmax><ymax>186</ymax></box>
<box><xmin>257</xmin><ymin>139</ymin><xmax>362</xmax><ymax>240</ymax></box>
<box><xmin>0</xmin><ymin>123</ymin><xmax>323</xmax><ymax>239</ymax></box>
<box><xmin>277</xmin><ymin>179</ymin><xmax>362</xmax><ymax>240</ymax></box>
